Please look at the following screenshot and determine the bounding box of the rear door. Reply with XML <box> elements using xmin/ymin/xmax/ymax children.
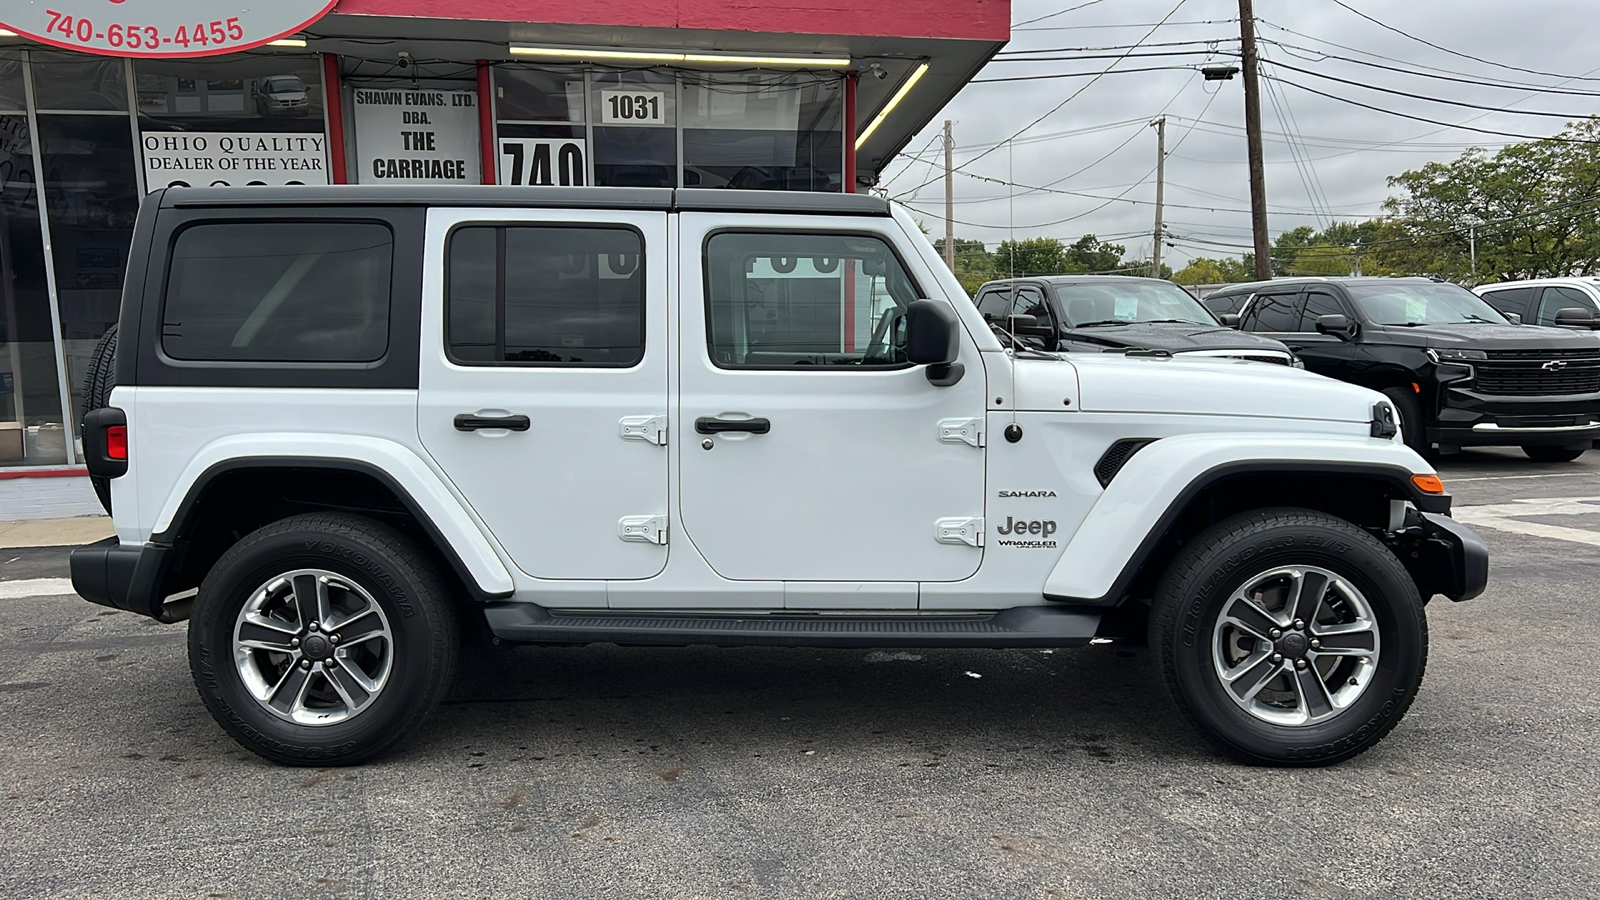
<box><xmin>418</xmin><ymin>207</ymin><xmax>670</xmax><ymax>582</ymax></box>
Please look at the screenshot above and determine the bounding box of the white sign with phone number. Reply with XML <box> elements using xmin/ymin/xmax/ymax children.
<box><xmin>0</xmin><ymin>0</ymin><xmax>336</xmax><ymax>59</ymax></box>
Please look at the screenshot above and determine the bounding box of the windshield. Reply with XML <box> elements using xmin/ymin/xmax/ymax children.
<box><xmin>264</xmin><ymin>76</ymin><xmax>306</xmax><ymax>93</ymax></box>
<box><xmin>1346</xmin><ymin>282</ymin><xmax>1509</xmax><ymax>326</ymax></box>
<box><xmin>1056</xmin><ymin>280</ymin><xmax>1217</xmax><ymax>327</ymax></box>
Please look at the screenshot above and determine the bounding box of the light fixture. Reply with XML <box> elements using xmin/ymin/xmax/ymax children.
<box><xmin>855</xmin><ymin>62</ymin><xmax>929</xmax><ymax>151</ymax></box>
<box><xmin>509</xmin><ymin>45</ymin><xmax>848</xmax><ymax>67</ymax></box>
<box><xmin>268</xmin><ymin>37</ymin><xmax>308</xmax><ymax>48</ymax></box>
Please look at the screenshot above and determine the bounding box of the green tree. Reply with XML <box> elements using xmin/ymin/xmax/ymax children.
<box><xmin>1064</xmin><ymin>234</ymin><xmax>1127</xmax><ymax>273</ymax></box>
<box><xmin>1172</xmin><ymin>258</ymin><xmax>1225</xmax><ymax>286</ymax></box>
<box><xmin>992</xmin><ymin>237</ymin><xmax>1068</xmax><ymax>277</ymax></box>
<box><xmin>1381</xmin><ymin>118</ymin><xmax>1600</xmax><ymax>282</ymax></box>
<box><xmin>933</xmin><ymin>237</ymin><xmax>995</xmax><ymax>295</ymax></box>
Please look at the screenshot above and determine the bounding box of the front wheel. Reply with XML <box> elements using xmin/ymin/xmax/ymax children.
<box><xmin>188</xmin><ymin>513</ymin><xmax>458</xmax><ymax>765</ymax></box>
<box><xmin>1150</xmin><ymin>508</ymin><xmax>1427</xmax><ymax>766</ymax></box>
<box><xmin>1522</xmin><ymin>444</ymin><xmax>1586</xmax><ymax>463</ymax></box>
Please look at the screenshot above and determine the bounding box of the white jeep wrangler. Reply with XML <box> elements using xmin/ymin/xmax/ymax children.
<box><xmin>71</xmin><ymin>186</ymin><xmax>1487</xmax><ymax>767</ymax></box>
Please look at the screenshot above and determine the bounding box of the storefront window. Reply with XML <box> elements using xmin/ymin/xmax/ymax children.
<box><xmin>0</xmin><ymin>52</ymin><xmax>25</xmax><ymax>110</ymax></box>
<box><xmin>29</xmin><ymin>50</ymin><xmax>128</xmax><ymax>111</ymax></box>
<box><xmin>590</xmin><ymin>70</ymin><xmax>676</xmax><ymax>188</ymax></box>
<box><xmin>495</xmin><ymin>66</ymin><xmax>586</xmax><ymax>186</ymax></box>
<box><xmin>682</xmin><ymin>73</ymin><xmax>842</xmax><ymax>191</ymax></box>
<box><xmin>0</xmin><ymin>110</ymin><xmax>69</xmax><ymax>464</ymax></box>
<box><xmin>36</xmin><ymin>114</ymin><xmax>139</xmax><ymax>428</ymax></box>
<box><xmin>136</xmin><ymin>56</ymin><xmax>329</xmax><ymax>189</ymax></box>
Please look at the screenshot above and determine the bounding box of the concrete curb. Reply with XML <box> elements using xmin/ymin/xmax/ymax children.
<box><xmin>0</xmin><ymin>517</ymin><xmax>114</xmax><ymax>549</ymax></box>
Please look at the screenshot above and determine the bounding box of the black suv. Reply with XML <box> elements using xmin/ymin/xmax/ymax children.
<box><xmin>974</xmin><ymin>275</ymin><xmax>1296</xmax><ymax>365</ymax></box>
<box><xmin>1207</xmin><ymin>277</ymin><xmax>1600</xmax><ymax>461</ymax></box>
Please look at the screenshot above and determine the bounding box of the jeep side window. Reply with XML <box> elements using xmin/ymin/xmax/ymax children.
<box><xmin>1535</xmin><ymin>286</ymin><xmax>1599</xmax><ymax>325</ymax></box>
<box><xmin>1242</xmin><ymin>292</ymin><xmax>1302</xmax><ymax>332</ymax></box>
<box><xmin>162</xmin><ymin>221</ymin><xmax>393</xmax><ymax>362</ymax></box>
<box><xmin>446</xmin><ymin>225</ymin><xmax>644</xmax><ymax>366</ymax></box>
<box><xmin>704</xmin><ymin>231</ymin><xmax>923</xmax><ymax>368</ymax></box>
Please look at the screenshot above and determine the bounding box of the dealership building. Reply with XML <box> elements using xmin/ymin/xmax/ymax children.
<box><xmin>0</xmin><ymin>0</ymin><xmax>1008</xmax><ymax>471</ymax></box>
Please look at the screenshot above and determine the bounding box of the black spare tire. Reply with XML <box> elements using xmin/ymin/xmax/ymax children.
<box><xmin>79</xmin><ymin>324</ymin><xmax>118</xmax><ymax>514</ymax></box>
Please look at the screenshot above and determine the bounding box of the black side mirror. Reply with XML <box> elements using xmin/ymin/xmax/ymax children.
<box><xmin>1554</xmin><ymin>307</ymin><xmax>1598</xmax><ymax>329</ymax></box>
<box><xmin>1005</xmin><ymin>314</ymin><xmax>1054</xmax><ymax>338</ymax></box>
<box><xmin>1315</xmin><ymin>313</ymin><xmax>1356</xmax><ymax>340</ymax></box>
<box><xmin>905</xmin><ymin>299</ymin><xmax>964</xmax><ymax>386</ymax></box>
<box><xmin>1219</xmin><ymin>313</ymin><xmax>1241</xmax><ymax>328</ymax></box>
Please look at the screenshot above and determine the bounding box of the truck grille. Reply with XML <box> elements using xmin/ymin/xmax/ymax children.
<box><xmin>1474</xmin><ymin>350</ymin><xmax>1600</xmax><ymax>395</ymax></box>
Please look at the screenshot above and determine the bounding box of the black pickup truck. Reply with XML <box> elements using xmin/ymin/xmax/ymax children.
<box><xmin>1205</xmin><ymin>276</ymin><xmax>1600</xmax><ymax>461</ymax></box>
<box><xmin>973</xmin><ymin>275</ymin><xmax>1297</xmax><ymax>365</ymax></box>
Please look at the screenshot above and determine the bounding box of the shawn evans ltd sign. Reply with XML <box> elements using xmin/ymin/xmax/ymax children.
<box><xmin>352</xmin><ymin>89</ymin><xmax>481</xmax><ymax>184</ymax></box>
<box><xmin>0</xmin><ymin>1</ymin><xmax>336</xmax><ymax>57</ymax></box>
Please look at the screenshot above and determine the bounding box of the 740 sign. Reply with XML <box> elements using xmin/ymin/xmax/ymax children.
<box><xmin>0</xmin><ymin>1</ymin><xmax>337</xmax><ymax>58</ymax></box>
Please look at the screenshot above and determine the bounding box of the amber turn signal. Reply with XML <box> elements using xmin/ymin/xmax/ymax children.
<box><xmin>1411</xmin><ymin>473</ymin><xmax>1445</xmax><ymax>494</ymax></box>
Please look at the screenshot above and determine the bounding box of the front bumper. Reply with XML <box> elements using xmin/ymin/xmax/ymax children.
<box><xmin>1431</xmin><ymin>386</ymin><xmax>1600</xmax><ymax>447</ymax></box>
<box><xmin>69</xmin><ymin>537</ymin><xmax>180</xmax><ymax>622</ymax></box>
<box><xmin>1411</xmin><ymin>512</ymin><xmax>1489</xmax><ymax>602</ymax></box>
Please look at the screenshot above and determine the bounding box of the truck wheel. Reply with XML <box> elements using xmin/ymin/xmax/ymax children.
<box><xmin>1522</xmin><ymin>445</ymin><xmax>1585</xmax><ymax>462</ymax></box>
<box><xmin>1150</xmin><ymin>508</ymin><xmax>1426</xmax><ymax>766</ymax></box>
<box><xmin>1380</xmin><ymin>386</ymin><xmax>1430</xmax><ymax>458</ymax></box>
<box><xmin>188</xmin><ymin>513</ymin><xmax>458</xmax><ymax>765</ymax></box>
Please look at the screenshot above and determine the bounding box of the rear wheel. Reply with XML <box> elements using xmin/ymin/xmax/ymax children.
<box><xmin>1150</xmin><ymin>508</ymin><xmax>1427</xmax><ymax>766</ymax></box>
<box><xmin>1522</xmin><ymin>444</ymin><xmax>1586</xmax><ymax>462</ymax></box>
<box><xmin>188</xmin><ymin>512</ymin><xmax>458</xmax><ymax>765</ymax></box>
<box><xmin>1380</xmin><ymin>386</ymin><xmax>1430</xmax><ymax>458</ymax></box>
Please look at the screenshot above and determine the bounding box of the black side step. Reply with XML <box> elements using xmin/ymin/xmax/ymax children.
<box><xmin>482</xmin><ymin>604</ymin><xmax>1100</xmax><ymax>649</ymax></box>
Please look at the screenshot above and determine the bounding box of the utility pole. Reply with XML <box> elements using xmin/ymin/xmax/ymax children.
<box><xmin>1469</xmin><ymin>223</ymin><xmax>1477</xmax><ymax>280</ymax></box>
<box><xmin>943</xmin><ymin>120</ymin><xmax>955</xmax><ymax>274</ymax></box>
<box><xmin>1152</xmin><ymin>116</ymin><xmax>1166</xmax><ymax>279</ymax></box>
<box><xmin>1239</xmin><ymin>0</ymin><xmax>1271</xmax><ymax>280</ymax></box>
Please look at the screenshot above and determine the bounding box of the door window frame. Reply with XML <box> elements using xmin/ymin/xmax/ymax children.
<box><xmin>699</xmin><ymin>226</ymin><xmax>927</xmax><ymax>372</ymax></box>
<box><xmin>1241</xmin><ymin>289</ymin><xmax>1306</xmax><ymax>334</ymax></box>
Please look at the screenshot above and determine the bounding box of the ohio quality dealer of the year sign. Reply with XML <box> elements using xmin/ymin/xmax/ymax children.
<box><xmin>0</xmin><ymin>0</ymin><xmax>337</xmax><ymax>58</ymax></box>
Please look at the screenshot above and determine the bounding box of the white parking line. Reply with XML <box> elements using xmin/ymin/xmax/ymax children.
<box><xmin>0</xmin><ymin>577</ymin><xmax>76</xmax><ymax>600</ymax></box>
<box><xmin>1450</xmin><ymin>472</ymin><xmax>1595</xmax><ymax>483</ymax></box>
<box><xmin>1454</xmin><ymin>496</ymin><xmax>1600</xmax><ymax>547</ymax></box>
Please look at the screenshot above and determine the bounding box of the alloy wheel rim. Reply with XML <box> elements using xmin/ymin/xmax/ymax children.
<box><xmin>1210</xmin><ymin>565</ymin><xmax>1381</xmax><ymax>727</ymax></box>
<box><xmin>232</xmin><ymin>569</ymin><xmax>394</xmax><ymax>726</ymax></box>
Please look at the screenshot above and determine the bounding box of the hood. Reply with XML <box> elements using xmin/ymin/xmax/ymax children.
<box><xmin>1057</xmin><ymin>322</ymin><xmax>1290</xmax><ymax>354</ymax></box>
<box><xmin>1366</xmin><ymin>322</ymin><xmax>1600</xmax><ymax>351</ymax></box>
<box><xmin>1012</xmin><ymin>352</ymin><xmax>1382</xmax><ymax>425</ymax></box>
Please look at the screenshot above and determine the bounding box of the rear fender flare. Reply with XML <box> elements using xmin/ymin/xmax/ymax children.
<box><xmin>151</xmin><ymin>434</ymin><xmax>514</xmax><ymax>598</ymax></box>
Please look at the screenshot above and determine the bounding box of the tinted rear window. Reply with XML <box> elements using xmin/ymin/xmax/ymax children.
<box><xmin>163</xmin><ymin>221</ymin><xmax>393</xmax><ymax>362</ymax></box>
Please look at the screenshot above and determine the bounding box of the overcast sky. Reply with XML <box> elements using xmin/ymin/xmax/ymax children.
<box><xmin>881</xmin><ymin>0</ymin><xmax>1600</xmax><ymax>268</ymax></box>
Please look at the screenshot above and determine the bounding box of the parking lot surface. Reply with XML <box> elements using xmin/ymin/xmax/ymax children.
<box><xmin>2</xmin><ymin>449</ymin><xmax>1597</xmax><ymax>899</ymax></box>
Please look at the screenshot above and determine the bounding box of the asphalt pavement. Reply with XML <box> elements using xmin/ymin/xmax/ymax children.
<box><xmin>2</xmin><ymin>449</ymin><xmax>1597</xmax><ymax>899</ymax></box>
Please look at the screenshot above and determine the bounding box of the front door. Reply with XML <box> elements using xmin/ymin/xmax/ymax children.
<box><xmin>418</xmin><ymin>208</ymin><xmax>670</xmax><ymax>581</ymax></box>
<box><xmin>676</xmin><ymin>213</ymin><xmax>988</xmax><ymax>587</ymax></box>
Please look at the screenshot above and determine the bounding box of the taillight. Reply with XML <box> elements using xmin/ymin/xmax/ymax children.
<box><xmin>106</xmin><ymin>425</ymin><xmax>127</xmax><ymax>460</ymax></box>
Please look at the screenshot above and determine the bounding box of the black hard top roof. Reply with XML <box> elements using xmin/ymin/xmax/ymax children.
<box><xmin>978</xmin><ymin>275</ymin><xmax>1176</xmax><ymax>289</ymax></box>
<box><xmin>157</xmin><ymin>185</ymin><xmax>891</xmax><ymax>216</ymax></box>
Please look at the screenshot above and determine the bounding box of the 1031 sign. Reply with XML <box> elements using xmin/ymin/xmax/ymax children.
<box><xmin>598</xmin><ymin>90</ymin><xmax>667</xmax><ymax>125</ymax></box>
<box><xmin>500</xmin><ymin>140</ymin><xmax>586</xmax><ymax>187</ymax></box>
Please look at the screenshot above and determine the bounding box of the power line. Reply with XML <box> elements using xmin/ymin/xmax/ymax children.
<box><xmin>1015</xmin><ymin>18</ymin><xmax>1237</xmax><ymax>32</ymax></box>
<box><xmin>1264</xmin><ymin>55</ymin><xmax>1600</xmax><ymax>120</ymax></box>
<box><xmin>972</xmin><ymin>64</ymin><xmax>1198</xmax><ymax>84</ymax></box>
<box><xmin>1325</xmin><ymin>0</ymin><xmax>1600</xmax><ymax>84</ymax></box>
<box><xmin>1013</xmin><ymin>0</ymin><xmax>1113</xmax><ymax>28</ymax></box>
<box><xmin>996</xmin><ymin>37</ymin><xmax>1237</xmax><ymax>55</ymax></box>
<box><xmin>1263</xmin><ymin>74</ymin><xmax>1600</xmax><ymax>143</ymax></box>
<box><xmin>1262</xmin><ymin>38</ymin><xmax>1600</xmax><ymax>98</ymax></box>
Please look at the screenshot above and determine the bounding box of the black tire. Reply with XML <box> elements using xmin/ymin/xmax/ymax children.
<box><xmin>79</xmin><ymin>325</ymin><xmax>118</xmax><ymax>514</ymax></box>
<box><xmin>188</xmin><ymin>513</ymin><xmax>459</xmax><ymax>766</ymax></box>
<box><xmin>1380</xmin><ymin>386</ymin><xmax>1430</xmax><ymax>458</ymax></box>
<box><xmin>1150</xmin><ymin>508</ymin><xmax>1427</xmax><ymax>766</ymax></box>
<box><xmin>1522</xmin><ymin>445</ymin><xmax>1586</xmax><ymax>463</ymax></box>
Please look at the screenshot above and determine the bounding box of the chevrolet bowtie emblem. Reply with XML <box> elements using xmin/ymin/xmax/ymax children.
<box><xmin>1543</xmin><ymin>360</ymin><xmax>1569</xmax><ymax>371</ymax></box>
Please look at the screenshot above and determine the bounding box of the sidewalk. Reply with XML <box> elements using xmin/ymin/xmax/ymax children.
<box><xmin>0</xmin><ymin>516</ymin><xmax>113</xmax><ymax>549</ymax></box>
<box><xmin>0</xmin><ymin>473</ymin><xmax>106</xmax><ymax>521</ymax></box>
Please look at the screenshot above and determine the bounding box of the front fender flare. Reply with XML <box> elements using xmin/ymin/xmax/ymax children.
<box><xmin>1042</xmin><ymin>433</ymin><xmax>1441</xmax><ymax>605</ymax></box>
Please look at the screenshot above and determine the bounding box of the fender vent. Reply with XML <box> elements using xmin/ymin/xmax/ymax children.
<box><xmin>1094</xmin><ymin>438</ymin><xmax>1157</xmax><ymax>487</ymax></box>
